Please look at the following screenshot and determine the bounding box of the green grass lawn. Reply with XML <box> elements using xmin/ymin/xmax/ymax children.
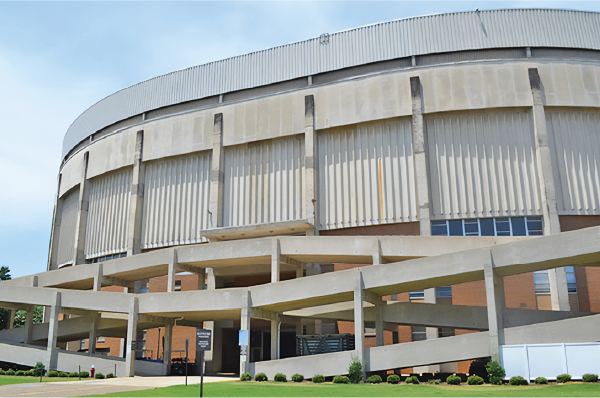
<box><xmin>90</xmin><ymin>381</ymin><xmax>600</xmax><ymax>397</ymax></box>
<box><xmin>0</xmin><ymin>375</ymin><xmax>81</xmax><ymax>386</ymax></box>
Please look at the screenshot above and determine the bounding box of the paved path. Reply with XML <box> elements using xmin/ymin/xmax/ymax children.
<box><xmin>0</xmin><ymin>375</ymin><xmax>237</xmax><ymax>397</ymax></box>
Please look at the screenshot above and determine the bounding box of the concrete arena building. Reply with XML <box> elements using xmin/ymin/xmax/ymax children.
<box><xmin>2</xmin><ymin>8</ymin><xmax>600</xmax><ymax>378</ymax></box>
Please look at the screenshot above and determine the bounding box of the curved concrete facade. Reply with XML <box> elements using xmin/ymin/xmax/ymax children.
<box><xmin>2</xmin><ymin>9</ymin><xmax>600</xmax><ymax>379</ymax></box>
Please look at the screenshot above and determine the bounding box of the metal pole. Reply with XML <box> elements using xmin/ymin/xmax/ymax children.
<box><xmin>185</xmin><ymin>339</ymin><xmax>189</xmax><ymax>386</ymax></box>
<box><xmin>115</xmin><ymin>364</ymin><xmax>117</xmax><ymax>378</ymax></box>
<box><xmin>200</xmin><ymin>351</ymin><xmax>205</xmax><ymax>397</ymax></box>
<box><xmin>78</xmin><ymin>365</ymin><xmax>80</xmax><ymax>381</ymax></box>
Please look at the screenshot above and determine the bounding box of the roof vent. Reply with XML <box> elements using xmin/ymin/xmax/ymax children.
<box><xmin>319</xmin><ymin>33</ymin><xmax>330</xmax><ymax>45</ymax></box>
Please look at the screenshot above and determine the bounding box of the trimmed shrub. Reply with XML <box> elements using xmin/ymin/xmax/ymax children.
<box><xmin>95</xmin><ymin>373</ymin><xmax>105</xmax><ymax>379</ymax></box>
<box><xmin>47</xmin><ymin>371</ymin><xmax>59</xmax><ymax>378</ymax></box>
<box><xmin>0</xmin><ymin>370</ymin><xmax>5</xmax><ymax>375</ymax></box>
<box><xmin>69</xmin><ymin>372</ymin><xmax>79</xmax><ymax>378</ymax></box>
<box><xmin>25</xmin><ymin>371</ymin><xmax>34</xmax><ymax>377</ymax></box>
<box><xmin>467</xmin><ymin>375</ymin><xmax>484</xmax><ymax>385</ymax></box>
<box><xmin>428</xmin><ymin>379</ymin><xmax>441</xmax><ymax>385</ymax></box>
<box><xmin>405</xmin><ymin>375</ymin><xmax>420</xmax><ymax>384</ymax></box>
<box><xmin>79</xmin><ymin>371</ymin><xmax>90</xmax><ymax>378</ymax></box>
<box><xmin>255</xmin><ymin>373</ymin><xmax>268</xmax><ymax>382</ymax></box>
<box><xmin>509</xmin><ymin>376</ymin><xmax>528</xmax><ymax>386</ymax></box>
<box><xmin>535</xmin><ymin>377</ymin><xmax>548</xmax><ymax>385</ymax></box>
<box><xmin>583</xmin><ymin>374</ymin><xmax>599</xmax><ymax>383</ymax></box>
<box><xmin>274</xmin><ymin>373</ymin><xmax>287</xmax><ymax>382</ymax></box>
<box><xmin>312</xmin><ymin>374</ymin><xmax>325</xmax><ymax>383</ymax></box>
<box><xmin>557</xmin><ymin>374</ymin><xmax>571</xmax><ymax>384</ymax></box>
<box><xmin>446</xmin><ymin>375</ymin><xmax>461</xmax><ymax>385</ymax></box>
<box><xmin>32</xmin><ymin>362</ymin><xmax>46</xmax><ymax>377</ymax></box>
<box><xmin>240</xmin><ymin>372</ymin><xmax>251</xmax><ymax>381</ymax></box>
<box><xmin>366</xmin><ymin>375</ymin><xmax>382</xmax><ymax>384</ymax></box>
<box><xmin>5</xmin><ymin>369</ymin><xmax>15</xmax><ymax>375</ymax></box>
<box><xmin>291</xmin><ymin>373</ymin><xmax>304</xmax><ymax>383</ymax></box>
<box><xmin>486</xmin><ymin>360</ymin><xmax>506</xmax><ymax>385</ymax></box>
<box><xmin>15</xmin><ymin>370</ymin><xmax>26</xmax><ymax>376</ymax></box>
<box><xmin>348</xmin><ymin>357</ymin><xmax>364</xmax><ymax>384</ymax></box>
<box><xmin>106</xmin><ymin>373</ymin><xmax>115</xmax><ymax>379</ymax></box>
<box><xmin>333</xmin><ymin>375</ymin><xmax>350</xmax><ymax>384</ymax></box>
<box><xmin>387</xmin><ymin>374</ymin><xmax>401</xmax><ymax>384</ymax></box>
<box><xmin>59</xmin><ymin>372</ymin><xmax>69</xmax><ymax>378</ymax></box>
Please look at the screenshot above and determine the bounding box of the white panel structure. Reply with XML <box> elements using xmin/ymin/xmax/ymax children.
<box><xmin>318</xmin><ymin>118</ymin><xmax>416</xmax><ymax>230</ymax></box>
<box><xmin>223</xmin><ymin>135</ymin><xmax>305</xmax><ymax>227</ymax></box>
<box><xmin>141</xmin><ymin>152</ymin><xmax>211</xmax><ymax>249</ymax></box>
<box><xmin>546</xmin><ymin>109</ymin><xmax>600</xmax><ymax>215</ymax></box>
<box><xmin>427</xmin><ymin>110</ymin><xmax>542</xmax><ymax>220</ymax></box>
<box><xmin>56</xmin><ymin>187</ymin><xmax>80</xmax><ymax>266</ymax></box>
<box><xmin>501</xmin><ymin>343</ymin><xmax>600</xmax><ymax>380</ymax></box>
<box><xmin>84</xmin><ymin>168</ymin><xmax>132</xmax><ymax>259</ymax></box>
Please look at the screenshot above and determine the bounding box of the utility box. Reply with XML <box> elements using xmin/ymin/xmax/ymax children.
<box><xmin>296</xmin><ymin>334</ymin><xmax>355</xmax><ymax>356</ymax></box>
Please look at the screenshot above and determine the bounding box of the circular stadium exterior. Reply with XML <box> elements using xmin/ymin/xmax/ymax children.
<box><xmin>2</xmin><ymin>8</ymin><xmax>600</xmax><ymax>379</ymax></box>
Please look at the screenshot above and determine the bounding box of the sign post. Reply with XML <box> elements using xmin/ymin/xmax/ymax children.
<box><xmin>196</xmin><ymin>329</ymin><xmax>212</xmax><ymax>398</ymax></box>
<box><xmin>185</xmin><ymin>339</ymin><xmax>189</xmax><ymax>386</ymax></box>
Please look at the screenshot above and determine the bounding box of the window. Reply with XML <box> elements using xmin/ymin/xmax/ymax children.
<box><xmin>438</xmin><ymin>327</ymin><xmax>455</xmax><ymax>338</ymax></box>
<box><xmin>175</xmin><ymin>280</ymin><xmax>182</xmax><ymax>291</ymax></box>
<box><xmin>431</xmin><ymin>216</ymin><xmax>543</xmax><ymax>237</ymax></box>
<box><xmin>90</xmin><ymin>252</ymin><xmax>126</xmax><ymax>263</ymax></box>
<box><xmin>411</xmin><ymin>326</ymin><xmax>426</xmax><ymax>341</ymax></box>
<box><xmin>409</xmin><ymin>290</ymin><xmax>424</xmax><ymax>300</ymax></box>
<box><xmin>435</xmin><ymin>286</ymin><xmax>452</xmax><ymax>298</ymax></box>
<box><xmin>534</xmin><ymin>267</ymin><xmax>577</xmax><ymax>295</ymax></box>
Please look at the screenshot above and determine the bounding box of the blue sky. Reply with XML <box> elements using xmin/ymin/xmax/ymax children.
<box><xmin>1</xmin><ymin>1</ymin><xmax>600</xmax><ymax>279</ymax></box>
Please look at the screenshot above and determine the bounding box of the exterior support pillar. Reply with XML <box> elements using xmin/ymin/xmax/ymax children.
<box><xmin>270</xmin><ymin>316</ymin><xmax>280</xmax><ymax>360</ymax></box>
<box><xmin>163</xmin><ymin>322</ymin><xmax>173</xmax><ymax>375</ymax></box>
<box><xmin>125</xmin><ymin>297</ymin><xmax>139</xmax><ymax>377</ymax></box>
<box><xmin>271</xmin><ymin>238</ymin><xmax>280</xmax><ymax>283</ymax></box>
<box><xmin>47</xmin><ymin>175</ymin><xmax>63</xmax><ymax>271</ymax></box>
<box><xmin>240</xmin><ymin>290</ymin><xmax>250</xmax><ymax>375</ymax></box>
<box><xmin>484</xmin><ymin>251</ymin><xmax>504</xmax><ymax>363</ymax></box>
<box><xmin>127</xmin><ymin>130</ymin><xmax>145</xmax><ymax>257</ymax></box>
<box><xmin>166</xmin><ymin>249</ymin><xmax>178</xmax><ymax>293</ymax></box>
<box><xmin>410</xmin><ymin>76</ymin><xmax>431</xmax><ymax>236</ymax></box>
<box><xmin>304</xmin><ymin>95</ymin><xmax>318</xmax><ymax>234</ymax></box>
<box><xmin>72</xmin><ymin>151</ymin><xmax>90</xmax><ymax>266</ymax></box>
<box><xmin>197</xmin><ymin>268</ymin><xmax>206</xmax><ymax>290</ymax></box>
<box><xmin>295</xmin><ymin>267</ymin><xmax>303</xmax><ymax>278</ymax></box>
<box><xmin>528</xmin><ymin>68</ymin><xmax>570</xmax><ymax>312</ymax></box>
<box><xmin>88</xmin><ymin>313</ymin><xmax>99</xmax><ymax>355</ymax></box>
<box><xmin>353</xmin><ymin>270</ymin><xmax>365</xmax><ymax>379</ymax></box>
<box><xmin>375</xmin><ymin>301</ymin><xmax>384</xmax><ymax>347</ymax></box>
<box><xmin>46</xmin><ymin>291</ymin><xmax>61</xmax><ymax>371</ymax></box>
<box><xmin>24</xmin><ymin>307</ymin><xmax>34</xmax><ymax>345</ymax></box>
<box><xmin>93</xmin><ymin>263</ymin><xmax>103</xmax><ymax>291</ymax></box>
<box><xmin>209</xmin><ymin>113</ymin><xmax>225</xmax><ymax>229</ymax></box>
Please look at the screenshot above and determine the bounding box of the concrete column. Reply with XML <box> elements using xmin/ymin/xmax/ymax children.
<box><xmin>163</xmin><ymin>322</ymin><xmax>173</xmax><ymax>375</ymax></box>
<box><xmin>270</xmin><ymin>317</ymin><xmax>280</xmax><ymax>360</ymax></box>
<box><xmin>375</xmin><ymin>301</ymin><xmax>384</xmax><ymax>347</ymax></box>
<box><xmin>125</xmin><ymin>297</ymin><xmax>139</xmax><ymax>377</ymax></box>
<box><xmin>528</xmin><ymin>68</ymin><xmax>570</xmax><ymax>312</ymax></box>
<box><xmin>271</xmin><ymin>238</ymin><xmax>280</xmax><ymax>283</ymax></box>
<box><xmin>47</xmin><ymin>175</ymin><xmax>63</xmax><ymax>271</ymax></box>
<box><xmin>166</xmin><ymin>249</ymin><xmax>178</xmax><ymax>293</ymax></box>
<box><xmin>88</xmin><ymin>313</ymin><xmax>99</xmax><ymax>355</ymax></box>
<box><xmin>305</xmin><ymin>95</ymin><xmax>318</xmax><ymax>233</ymax></box>
<box><xmin>72</xmin><ymin>152</ymin><xmax>90</xmax><ymax>265</ymax></box>
<box><xmin>127</xmin><ymin>130</ymin><xmax>145</xmax><ymax>257</ymax></box>
<box><xmin>483</xmin><ymin>251</ymin><xmax>505</xmax><ymax>363</ymax></box>
<box><xmin>240</xmin><ymin>290</ymin><xmax>250</xmax><ymax>375</ymax></box>
<box><xmin>295</xmin><ymin>266</ymin><xmax>303</xmax><ymax>278</ymax></box>
<box><xmin>93</xmin><ymin>263</ymin><xmax>103</xmax><ymax>291</ymax></box>
<box><xmin>204</xmin><ymin>268</ymin><xmax>220</xmax><ymax>372</ymax></box>
<box><xmin>410</xmin><ymin>76</ymin><xmax>431</xmax><ymax>236</ymax></box>
<box><xmin>353</xmin><ymin>270</ymin><xmax>365</xmax><ymax>377</ymax></box>
<box><xmin>209</xmin><ymin>113</ymin><xmax>225</xmax><ymax>229</ymax></box>
<box><xmin>24</xmin><ymin>307</ymin><xmax>34</xmax><ymax>345</ymax></box>
<box><xmin>46</xmin><ymin>291</ymin><xmax>61</xmax><ymax>371</ymax></box>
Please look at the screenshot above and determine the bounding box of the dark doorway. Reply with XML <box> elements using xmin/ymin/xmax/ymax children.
<box><xmin>221</xmin><ymin>328</ymin><xmax>239</xmax><ymax>374</ymax></box>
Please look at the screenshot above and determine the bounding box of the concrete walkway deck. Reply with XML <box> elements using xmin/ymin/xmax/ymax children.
<box><xmin>0</xmin><ymin>375</ymin><xmax>237</xmax><ymax>397</ymax></box>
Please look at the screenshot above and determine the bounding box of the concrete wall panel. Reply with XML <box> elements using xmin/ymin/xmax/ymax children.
<box><xmin>85</xmin><ymin>168</ymin><xmax>132</xmax><ymax>259</ymax></box>
<box><xmin>427</xmin><ymin>109</ymin><xmax>543</xmax><ymax>219</ymax></box>
<box><xmin>141</xmin><ymin>152</ymin><xmax>211</xmax><ymax>249</ymax></box>
<box><xmin>56</xmin><ymin>187</ymin><xmax>80</xmax><ymax>265</ymax></box>
<box><xmin>87</xmin><ymin>129</ymin><xmax>136</xmax><ymax>179</ymax></box>
<box><xmin>318</xmin><ymin>118</ymin><xmax>417</xmax><ymax>230</ymax></box>
<box><xmin>59</xmin><ymin>151</ymin><xmax>84</xmax><ymax>198</ymax></box>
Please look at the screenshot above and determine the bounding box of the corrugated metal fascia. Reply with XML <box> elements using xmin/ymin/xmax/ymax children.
<box><xmin>63</xmin><ymin>9</ymin><xmax>600</xmax><ymax>158</ymax></box>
